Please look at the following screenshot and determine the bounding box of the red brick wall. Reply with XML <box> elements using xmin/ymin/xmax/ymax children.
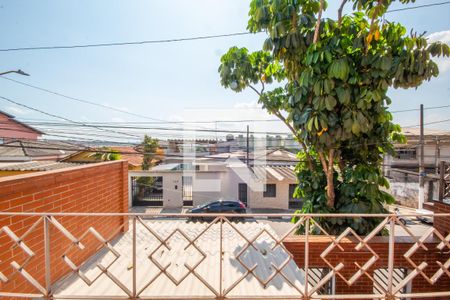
<box><xmin>284</xmin><ymin>236</ymin><xmax>450</xmax><ymax>299</ymax></box>
<box><xmin>425</xmin><ymin>201</ymin><xmax>450</xmax><ymax>236</ymax></box>
<box><xmin>0</xmin><ymin>161</ymin><xmax>128</xmax><ymax>297</ymax></box>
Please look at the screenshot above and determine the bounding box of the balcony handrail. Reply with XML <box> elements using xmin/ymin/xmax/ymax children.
<box><xmin>1</xmin><ymin>212</ymin><xmax>449</xmax><ymax>299</ymax></box>
<box><xmin>0</xmin><ymin>212</ymin><xmax>447</xmax><ymax>217</ymax></box>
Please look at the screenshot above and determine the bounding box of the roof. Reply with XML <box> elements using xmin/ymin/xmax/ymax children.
<box><xmin>110</xmin><ymin>146</ymin><xmax>143</xmax><ymax>167</ymax></box>
<box><xmin>53</xmin><ymin>220</ymin><xmax>306</xmax><ymax>298</ymax></box>
<box><xmin>251</xmin><ymin>165</ymin><xmax>297</xmax><ymax>182</ymax></box>
<box><xmin>0</xmin><ymin>160</ymin><xmax>80</xmax><ymax>171</ymax></box>
<box><xmin>401</xmin><ymin>127</ymin><xmax>450</xmax><ymax>137</ymax></box>
<box><xmin>62</xmin><ymin>146</ymin><xmax>162</xmax><ymax>167</ymax></box>
<box><xmin>0</xmin><ymin>110</ymin><xmax>44</xmax><ymax>135</ymax></box>
<box><xmin>204</xmin><ymin>149</ymin><xmax>299</xmax><ymax>164</ymax></box>
<box><xmin>0</xmin><ymin>139</ymin><xmax>80</xmax><ymax>161</ymax></box>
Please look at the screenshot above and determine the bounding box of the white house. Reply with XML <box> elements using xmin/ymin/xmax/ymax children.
<box><xmin>128</xmin><ymin>160</ymin><xmax>301</xmax><ymax>210</ymax></box>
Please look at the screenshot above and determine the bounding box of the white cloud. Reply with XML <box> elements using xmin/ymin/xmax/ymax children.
<box><xmin>111</xmin><ymin>117</ymin><xmax>126</xmax><ymax>123</ymax></box>
<box><xmin>427</xmin><ymin>30</ymin><xmax>450</xmax><ymax>44</ymax></box>
<box><xmin>436</xmin><ymin>58</ymin><xmax>450</xmax><ymax>73</ymax></box>
<box><xmin>4</xmin><ymin>106</ymin><xmax>28</xmax><ymax>115</ymax></box>
<box><xmin>427</xmin><ymin>30</ymin><xmax>450</xmax><ymax>74</ymax></box>
<box><xmin>233</xmin><ymin>100</ymin><xmax>262</xmax><ymax>109</ymax></box>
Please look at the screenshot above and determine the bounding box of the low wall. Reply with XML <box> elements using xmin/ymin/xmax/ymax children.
<box><xmin>425</xmin><ymin>201</ymin><xmax>450</xmax><ymax>236</ymax></box>
<box><xmin>284</xmin><ymin>235</ymin><xmax>449</xmax><ymax>299</ymax></box>
<box><xmin>0</xmin><ymin>161</ymin><xmax>128</xmax><ymax>296</ymax></box>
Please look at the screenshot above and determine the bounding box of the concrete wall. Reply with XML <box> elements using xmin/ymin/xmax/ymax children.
<box><xmin>386</xmin><ymin>171</ymin><xmax>438</xmax><ymax>208</ymax></box>
<box><xmin>0</xmin><ymin>161</ymin><xmax>129</xmax><ymax>296</ymax></box>
<box><xmin>249</xmin><ymin>182</ymin><xmax>290</xmax><ymax>210</ymax></box>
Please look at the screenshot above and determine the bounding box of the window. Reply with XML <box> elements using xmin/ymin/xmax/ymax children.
<box><xmin>396</xmin><ymin>148</ymin><xmax>416</xmax><ymax>160</ymax></box>
<box><xmin>263</xmin><ymin>184</ymin><xmax>276</xmax><ymax>197</ymax></box>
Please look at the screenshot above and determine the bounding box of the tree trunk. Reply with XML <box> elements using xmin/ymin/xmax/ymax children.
<box><xmin>325</xmin><ymin>168</ymin><xmax>335</xmax><ymax>208</ymax></box>
<box><xmin>319</xmin><ymin>150</ymin><xmax>336</xmax><ymax>209</ymax></box>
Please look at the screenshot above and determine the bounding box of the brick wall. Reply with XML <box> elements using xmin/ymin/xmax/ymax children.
<box><xmin>0</xmin><ymin>161</ymin><xmax>128</xmax><ymax>297</ymax></box>
<box><xmin>284</xmin><ymin>236</ymin><xmax>450</xmax><ymax>299</ymax></box>
<box><xmin>425</xmin><ymin>201</ymin><xmax>450</xmax><ymax>236</ymax></box>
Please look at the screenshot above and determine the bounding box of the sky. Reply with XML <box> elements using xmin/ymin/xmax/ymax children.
<box><xmin>0</xmin><ymin>0</ymin><xmax>449</xmax><ymax>142</ymax></box>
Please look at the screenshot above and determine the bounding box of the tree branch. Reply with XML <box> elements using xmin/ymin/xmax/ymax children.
<box><xmin>338</xmin><ymin>0</ymin><xmax>348</xmax><ymax>26</ymax></box>
<box><xmin>248</xmin><ymin>84</ymin><xmax>262</xmax><ymax>96</ymax></box>
<box><xmin>318</xmin><ymin>151</ymin><xmax>328</xmax><ymax>174</ymax></box>
<box><xmin>313</xmin><ymin>0</ymin><xmax>325</xmax><ymax>43</ymax></box>
<box><xmin>259</xmin><ymin>78</ymin><xmax>265</xmax><ymax>94</ymax></box>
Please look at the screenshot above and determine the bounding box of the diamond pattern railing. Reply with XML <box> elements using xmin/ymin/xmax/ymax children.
<box><xmin>0</xmin><ymin>212</ymin><xmax>449</xmax><ymax>299</ymax></box>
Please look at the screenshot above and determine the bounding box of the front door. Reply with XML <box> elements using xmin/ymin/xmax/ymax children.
<box><xmin>238</xmin><ymin>183</ymin><xmax>248</xmax><ymax>206</ymax></box>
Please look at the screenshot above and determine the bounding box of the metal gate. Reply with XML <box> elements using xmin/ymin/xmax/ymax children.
<box><xmin>182</xmin><ymin>176</ymin><xmax>193</xmax><ymax>206</ymax></box>
<box><xmin>439</xmin><ymin>161</ymin><xmax>450</xmax><ymax>201</ymax></box>
<box><xmin>131</xmin><ymin>176</ymin><xmax>163</xmax><ymax>206</ymax></box>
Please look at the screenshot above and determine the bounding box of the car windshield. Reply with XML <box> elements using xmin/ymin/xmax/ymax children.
<box><xmin>195</xmin><ymin>201</ymin><xmax>218</xmax><ymax>208</ymax></box>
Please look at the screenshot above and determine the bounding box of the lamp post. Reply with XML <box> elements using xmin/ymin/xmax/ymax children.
<box><xmin>0</xmin><ymin>69</ymin><xmax>30</xmax><ymax>76</ymax></box>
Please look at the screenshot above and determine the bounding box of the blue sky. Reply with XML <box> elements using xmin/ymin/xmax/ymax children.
<box><xmin>0</xmin><ymin>0</ymin><xmax>449</xmax><ymax>141</ymax></box>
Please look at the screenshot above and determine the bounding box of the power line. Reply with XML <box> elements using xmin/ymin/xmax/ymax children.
<box><xmin>0</xmin><ymin>32</ymin><xmax>255</xmax><ymax>52</ymax></box>
<box><xmin>0</xmin><ymin>95</ymin><xmax>140</xmax><ymax>139</ymax></box>
<box><xmin>391</xmin><ymin>104</ymin><xmax>450</xmax><ymax>113</ymax></box>
<box><xmin>2</xmin><ymin>76</ymin><xmax>448</xmax><ymax>126</ymax></box>
<box><xmin>0</xmin><ymin>77</ymin><xmax>166</xmax><ymax>122</ymax></box>
<box><xmin>386</xmin><ymin>1</ymin><xmax>450</xmax><ymax>13</ymax></box>
<box><xmin>0</xmin><ymin>2</ymin><xmax>447</xmax><ymax>53</ymax></box>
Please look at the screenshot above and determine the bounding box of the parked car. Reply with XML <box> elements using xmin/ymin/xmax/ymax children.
<box><xmin>187</xmin><ymin>200</ymin><xmax>246</xmax><ymax>221</ymax></box>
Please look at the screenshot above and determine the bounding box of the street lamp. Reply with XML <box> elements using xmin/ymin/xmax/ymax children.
<box><xmin>0</xmin><ymin>69</ymin><xmax>30</xmax><ymax>76</ymax></box>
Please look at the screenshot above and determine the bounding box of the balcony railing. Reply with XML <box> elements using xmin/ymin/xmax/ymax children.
<box><xmin>0</xmin><ymin>212</ymin><xmax>449</xmax><ymax>299</ymax></box>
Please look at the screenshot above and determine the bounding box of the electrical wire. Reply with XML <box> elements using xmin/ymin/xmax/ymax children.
<box><xmin>0</xmin><ymin>77</ymin><xmax>166</xmax><ymax>122</ymax></box>
<box><xmin>0</xmin><ymin>95</ymin><xmax>140</xmax><ymax>139</ymax></box>
<box><xmin>0</xmin><ymin>32</ymin><xmax>255</xmax><ymax>52</ymax></box>
<box><xmin>385</xmin><ymin>1</ymin><xmax>450</xmax><ymax>13</ymax></box>
<box><xmin>0</xmin><ymin>2</ymin><xmax>447</xmax><ymax>52</ymax></box>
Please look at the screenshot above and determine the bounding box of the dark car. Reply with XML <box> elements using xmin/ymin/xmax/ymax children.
<box><xmin>187</xmin><ymin>200</ymin><xmax>246</xmax><ymax>221</ymax></box>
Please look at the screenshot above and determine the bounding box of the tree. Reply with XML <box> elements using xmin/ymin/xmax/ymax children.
<box><xmin>140</xmin><ymin>135</ymin><xmax>159</xmax><ymax>171</ymax></box>
<box><xmin>137</xmin><ymin>135</ymin><xmax>160</xmax><ymax>200</ymax></box>
<box><xmin>88</xmin><ymin>147</ymin><xmax>121</xmax><ymax>161</ymax></box>
<box><xmin>219</xmin><ymin>0</ymin><xmax>449</xmax><ymax>234</ymax></box>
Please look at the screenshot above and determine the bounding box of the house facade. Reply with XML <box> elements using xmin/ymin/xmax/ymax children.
<box><xmin>128</xmin><ymin>161</ymin><xmax>301</xmax><ymax>210</ymax></box>
<box><xmin>384</xmin><ymin>128</ymin><xmax>450</xmax><ymax>174</ymax></box>
<box><xmin>0</xmin><ymin>110</ymin><xmax>43</xmax><ymax>142</ymax></box>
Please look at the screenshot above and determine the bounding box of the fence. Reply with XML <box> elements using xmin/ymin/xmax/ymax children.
<box><xmin>0</xmin><ymin>212</ymin><xmax>449</xmax><ymax>299</ymax></box>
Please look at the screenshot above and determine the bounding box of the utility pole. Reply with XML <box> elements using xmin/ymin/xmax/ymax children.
<box><xmin>246</xmin><ymin>125</ymin><xmax>249</xmax><ymax>167</ymax></box>
<box><xmin>418</xmin><ymin>104</ymin><xmax>425</xmax><ymax>209</ymax></box>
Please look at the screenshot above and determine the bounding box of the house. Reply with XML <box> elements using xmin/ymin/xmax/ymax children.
<box><xmin>384</xmin><ymin>128</ymin><xmax>450</xmax><ymax>173</ymax></box>
<box><xmin>0</xmin><ymin>110</ymin><xmax>43</xmax><ymax>142</ymax></box>
<box><xmin>383</xmin><ymin>128</ymin><xmax>450</xmax><ymax>208</ymax></box>
<box><xmin>0</xmin><ymin>139</ymin><xmax>80</xmax><ymax>162</ymax></box>
<box><xmin>128</xmin><ymin>160</ymin><xmax>302</xmax><ymax>210</ymax></box>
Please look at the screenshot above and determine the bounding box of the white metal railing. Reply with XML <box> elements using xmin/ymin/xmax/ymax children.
<box><xmin>0</xmin><ymin>212</ymin><xmax>449</xmax><ymax>299</ymax></box>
